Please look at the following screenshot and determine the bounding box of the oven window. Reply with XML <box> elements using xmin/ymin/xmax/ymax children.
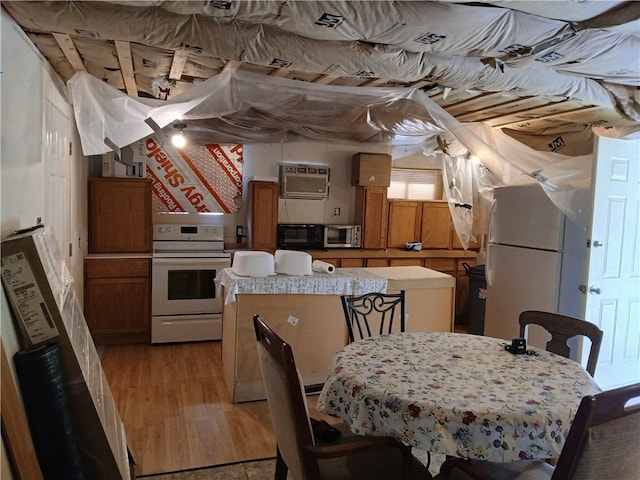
<box><xmin>167</xmin><ymin>269</ymin><xmax>216</xmax><ymax>300</ymax></box>
<box><xmin>327</xmin><ymin>229</ymin><xmax>347</xmax><ymax>244</ymax></box>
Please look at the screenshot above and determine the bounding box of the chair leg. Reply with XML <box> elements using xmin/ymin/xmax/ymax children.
<box><xmin>275</xmin><ymin>448</ymin><xmax>288</xmax><ymax>480</ymax></box>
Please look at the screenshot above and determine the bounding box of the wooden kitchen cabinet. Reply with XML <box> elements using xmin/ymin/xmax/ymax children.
<box><xmin>420</xmin><ymin>201</ymin><xmax>453</xmax><ymax>248</ymax></box>
<box><xmin>389</xmin><ymin>258</ymin><xmax>423</xmax><ymax>266</ymax></box>
<box><xmin>84</xmin><ymin>257</ymin><xmax>151</xmax><ymax>344</ymax></box>
<box><xmin>247</xmin><ymin>181</ymin><xmax>278</xmax><ymax>250</ymax></box>
<box><xmin>355</xmin><ymin>186</ymin><xmax>388</xmax><ymax>249</ymax></box>
<box><xmin>366</xmin><ymin>258</ymin><xmax>389</xmax><ymax>267</ymax></box>
<box><xmin>88</xmin><ymin>177</ymin><xmax>152</xmax><ymax>253</ymax></box>
<box><xmin>388</xmin><ymin>200</ymin><xmax>480</xmax><ymax>250</ymax></box>
<box><xmin>387</xmin><ymin>201</ymin><xmax>422</xmax><ymax>248</ymax></box>
<box><xmin>341</xmin><ymin>258</ymin><xmax>365</xmax><ymax>267</ymax></box>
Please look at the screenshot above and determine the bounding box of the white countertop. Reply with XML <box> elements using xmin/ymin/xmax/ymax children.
<box><xmin>363</xmin><ymin>266</ymin><xmax>455</xmax><ymax>290</ymax></box>
<box><xmin>216</xmin><ymin>267</ymin><xmax>388</xmax><ymax>304</ymax></box>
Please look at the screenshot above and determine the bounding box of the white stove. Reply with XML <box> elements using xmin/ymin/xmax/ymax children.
<box><xmin>151</xmin><ymin>223</ymin><xmax>231</xmax><ymax>343</ymax></box>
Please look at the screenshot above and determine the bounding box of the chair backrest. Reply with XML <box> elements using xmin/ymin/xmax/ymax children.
<box><xmin>519</xmin><ymin>310</ymin><xmax>603</xmax><ymax>376</ymax></box>
<box><xmin>253</xmin><ymin>314</ymin><xmax>315</xmax><ymax>480</ymax></box>
<box><xmin>552</xmin><ymin>382</ymin><xmax>640</xmax><ymax>480</ymax></box>
<box><xmin>341</xmin><ymin>290</ymin><xmax>406</xmax><ymax>342</ymax></box>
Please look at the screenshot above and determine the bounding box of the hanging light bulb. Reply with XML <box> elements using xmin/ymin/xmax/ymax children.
<box><xmin>172</xmin><ymin>123</ymin><xmax>187</xmax><ymax>148</ymax></box>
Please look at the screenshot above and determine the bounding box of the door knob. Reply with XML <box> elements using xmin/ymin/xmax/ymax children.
<box><xmin>578</xmin><ymin>285</ymin><xmax>587</xmax><ymax>294</ymax></box>
<box><xmin>589</xmin><ymin>286</ymin><xmax>602</xmax><ymax>295</ymax></box>
<box><xmin>593</xmin><ymin>240</ymin><xmax>603</xmax><ymax>247</ymax></box>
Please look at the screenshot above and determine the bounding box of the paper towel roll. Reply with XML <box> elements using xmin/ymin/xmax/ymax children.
<box><xmin>312</xmin><ymin>260</ymin><xmax>335</xmax><ymax>274</ymax></box>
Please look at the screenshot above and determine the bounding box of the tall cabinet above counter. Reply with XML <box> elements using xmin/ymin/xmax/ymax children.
<box><xmin>84</xmin><ymin>178</ymin><xmax>152</xmax><ymax>344</ymax></box>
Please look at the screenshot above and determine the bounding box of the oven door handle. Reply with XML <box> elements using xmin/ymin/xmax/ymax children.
<box><xmin>152</xmin><ymin>257</ymin><xmax>231</xmax><ymax>268</ymax></box>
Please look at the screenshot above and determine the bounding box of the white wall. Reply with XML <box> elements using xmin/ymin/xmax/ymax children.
<box><xmin>152</xmin><ymin>142</ymin><xmax>440</xmax><ymax>244</ymax></box>
<box><xmin>1</xmin><ymin>11</ymin><xmax>88</xmax><ymax>468</ymax></box>
<box><xmin>235</xmin><ymin>143</ymin><xmax>440</xmax><ymax>236</ymax></box>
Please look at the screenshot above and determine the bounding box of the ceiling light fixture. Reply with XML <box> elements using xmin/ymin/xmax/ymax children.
<box><xmin>172</xmin><ymin>122</ymin><xmax>187</xmax><ymax>148</ymax></box>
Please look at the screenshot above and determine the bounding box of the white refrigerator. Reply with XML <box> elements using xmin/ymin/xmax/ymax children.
<box><xmin>484</xmin><ymin>185</ymin><xmax>587</xmax><ymax>350</ymax></box>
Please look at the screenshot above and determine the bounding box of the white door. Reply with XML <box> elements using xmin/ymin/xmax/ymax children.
<box><xmin>43</xmin><ymin>89</ymin><xmax>72</xmax><ymax>265</ymax></box>
<box><xmin>583</xmin><ymin>135</ymin><xmax>640</xmax><ymax>390</ymax></box>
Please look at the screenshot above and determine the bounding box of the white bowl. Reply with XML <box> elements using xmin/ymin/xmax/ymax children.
<box><xmin>231</xmin><ymin>251</ymin><xmax>275</xmax><ymax>277</ymax></box>
<box><xmin>274</xmin><ymin>250</ymin><xmax>313</xmax><ymax>276</ymax></box>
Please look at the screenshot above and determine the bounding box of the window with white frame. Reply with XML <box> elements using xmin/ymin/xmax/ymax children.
<box><xmin>387</xmin><ymin>168</ymin><xmax>443</xmax><ymax>200</ymax></box>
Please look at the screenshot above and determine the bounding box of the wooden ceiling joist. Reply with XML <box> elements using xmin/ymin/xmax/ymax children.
<box><xmin>269</xmin><ymin>68</ymin><xmax>291</xmax><ymax>78</ymax></box>
<box><xmin>406</xmin><ymin>80</ymin><xmax>434</xmax><ymax>89</ymax></box>
<box><xmin>222</xmin><ymin>60</ymin><xmax>242</xmax><ymax>73</ymax></box>
<box><xmin>479</xmin><ymin>100</ymin><xmax>571</xmax><ymax>125</ymax></box>
<box><xmin>359</xmin><ymin>78</ymin><xmax>388</xmax><ymax>87</ymax></box>
<box><xmin>169</xmin><ymin>48</ymin><xmax>189</xmax><ymax>81</ymax></box>
<box><xmin>455</xmin><ymin>97</ymin><xmax>542</xmax><ymax>122</ymax></box>
<box><xmin>445</xmin><ymin>92</ymin><xmax>516</xmax><ymax>116</ymax></box>
<box><xmin>496</xmin><ymin>105</ymin><xmax>605</xmax><ymax>129</ymax></box>
<box><xmin>312</xmin><ymin>73</ymin><xmax>340</xmax><ymax>85</ymax></box>
<box><xmin>52</xmin><ymin>32</ymin><xmax>85</xmax><ymax>72</ymax></box>
<box><xmin>114</xmin><ymin>40</ymin><xmax>137</xmax><ymax>97</ymax></box>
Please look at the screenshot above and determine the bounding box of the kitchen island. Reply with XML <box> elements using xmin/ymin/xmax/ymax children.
<box><xmin>217</xmin><ymin>266</ymin><xmax>454</xmax><ymax>403</ymax></box>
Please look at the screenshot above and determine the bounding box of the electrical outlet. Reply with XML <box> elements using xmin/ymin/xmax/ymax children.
<box><xmin>333</xmin><ymin>207</ymin><xmax>341</xmax><ymax>216</ymax></box>
<box><xmin>102</xmin><ymin>156</ymin><xmax>112</xmax><ymax>176</ymax></box>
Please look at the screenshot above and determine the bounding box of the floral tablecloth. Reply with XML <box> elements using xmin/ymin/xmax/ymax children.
<box><xmin>216</xmin><ymin>267</ymin><xmax>388</xmax><ymax>304</ymax></box>
<box><xmin>317</xmin><ymin>331</ymin><xmax>601</xmax><ymax>462</ymax></box>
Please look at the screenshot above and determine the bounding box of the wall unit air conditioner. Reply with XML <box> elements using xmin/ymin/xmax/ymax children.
<box><xmin>279</xmin><ymin>164</ymin><xmax>330</xmax><ymax>199</ymax></box>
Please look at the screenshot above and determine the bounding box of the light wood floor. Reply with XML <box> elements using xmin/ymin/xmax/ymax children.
<box><xmin>100</xmin><ymin>340</ymin><xmax>330</xmax><ymax>477</ymax></box>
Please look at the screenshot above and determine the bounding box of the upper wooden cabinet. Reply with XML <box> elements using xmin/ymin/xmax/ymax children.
<box><xmin>388</xmin><ymin>200</ymin><xmax>479</xmax><ymax>250</ymax></box>
<box><xmin>420</xmin><ymin>202</ymin><xmax>453</xmax><ymax>248</ymax></box>
<box><xmin>355</xmin><ymin>186</ymin><xmax>388</xmax><ymax>249</ymax></box>
<box><xmin>387</xmin><ymin>201</ymin><xmax>422</xmax><ymax>248</ymax></box>
<box><xmin>247</xmin><ymin>181</ymin><xmax>278</xmax><ymax>250</ymax></box>
<box><xmin>88</xmin><ymin>178</ymin><xmax>152</xmax><ymax>253</ymax></box>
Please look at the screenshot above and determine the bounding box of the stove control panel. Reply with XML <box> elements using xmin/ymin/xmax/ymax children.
<box><xmin>153</xmin><ymin>224</ymin><xmax>224</xmax><ymax>242</ymax></box>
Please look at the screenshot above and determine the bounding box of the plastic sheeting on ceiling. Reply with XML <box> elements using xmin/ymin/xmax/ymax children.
<box><xmin>4</xmin><ymin>0</ymin><xmax>638</xmax><ymax>117</ymax></box>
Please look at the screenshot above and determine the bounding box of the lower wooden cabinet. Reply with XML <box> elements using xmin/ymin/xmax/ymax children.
<box><xmin>341</xmin><ymin>258</ymin><xmax>365</xmax><ymax>267</ymax></box>
<box><xmin>84</xmin><ymin>257</ymin><xmax>151</xmax><ymax>344</ymax></box>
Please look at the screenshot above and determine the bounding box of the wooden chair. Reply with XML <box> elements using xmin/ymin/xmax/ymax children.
<box><xmin>252</xmin><ymin>314</ymin><xmax>430</xmax><ymax>480</ymax></box>
<box><xmin>438</xmin><ymin>382</ymin><xmax>640</xmax><ymax>480</ymax></box>
<box><xmin>519</xmin><ymin>310</ymin><xmax>603</xmax><ymax>376</ymax></box>
<box><xmin>341</xmin><ymin>290</ymin><xmax>406</xmax><ymax>342</ymax></box>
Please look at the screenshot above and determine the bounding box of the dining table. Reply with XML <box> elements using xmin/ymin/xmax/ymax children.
<box><xmin>317</xmin><ymin>331</ymin><xmax>601</xmax><ymax>463</ymax></box>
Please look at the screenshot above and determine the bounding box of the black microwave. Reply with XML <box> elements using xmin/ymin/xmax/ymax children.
<box><xmin>277</xmin><ymin>224</ymin><xmax>324</xmax><ymax>250</ymax></box>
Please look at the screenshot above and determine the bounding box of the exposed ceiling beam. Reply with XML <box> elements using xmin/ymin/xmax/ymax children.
<box><xmin>52</xmin><ymin>32</ymin><xmax>85</xmax><ymax>72</ymax></box>
<box><xmin>406</xmin><ymin>80</ymin><xmax>434</xmax><ymax>89</ymax></box>
<box><xmin>360</xmin><ymin>78</ymin><xmax>388</xmax><ymax>87</ymax></box>
<box><xmin>169</xmin><ymin>48</ymin><xmax>189</xmax><ymax>81</ymax></box>
<box><xmin>312</xmin><ymin>73</ymin><xmax>340</xmax><ymax>85</ymax></box>
<box><xmin>445</xmin><ymin>92</ymin><xmax>513</xmax><ymax>116</ymax></box>
<box><xmin>114</xmin><ymin>40</ymin><xmax>137</xmax><ymax>97</ymax></box>
<box><xmin>270</xmin><ymin>68</ymin><xmax>290</xmax><ymax>78</ymax></box>
<box><xmin>455</xmin><ymin>97</ymin><xmax>543</xmax><ymax>122</ymax></box>
<box><xmin>222</xmin><ymin>60</ymin><xmax>242</xmax><ymax>73</ymax></box>
<box><xmin>477</xmin><ymin>100</ymin><xmax>571</xmax><ymax>124</ymax></box>
<box><xmin>495</xmin><ymin>105</ymin><xmax>604</xmax><ymax>129</ymax></box>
